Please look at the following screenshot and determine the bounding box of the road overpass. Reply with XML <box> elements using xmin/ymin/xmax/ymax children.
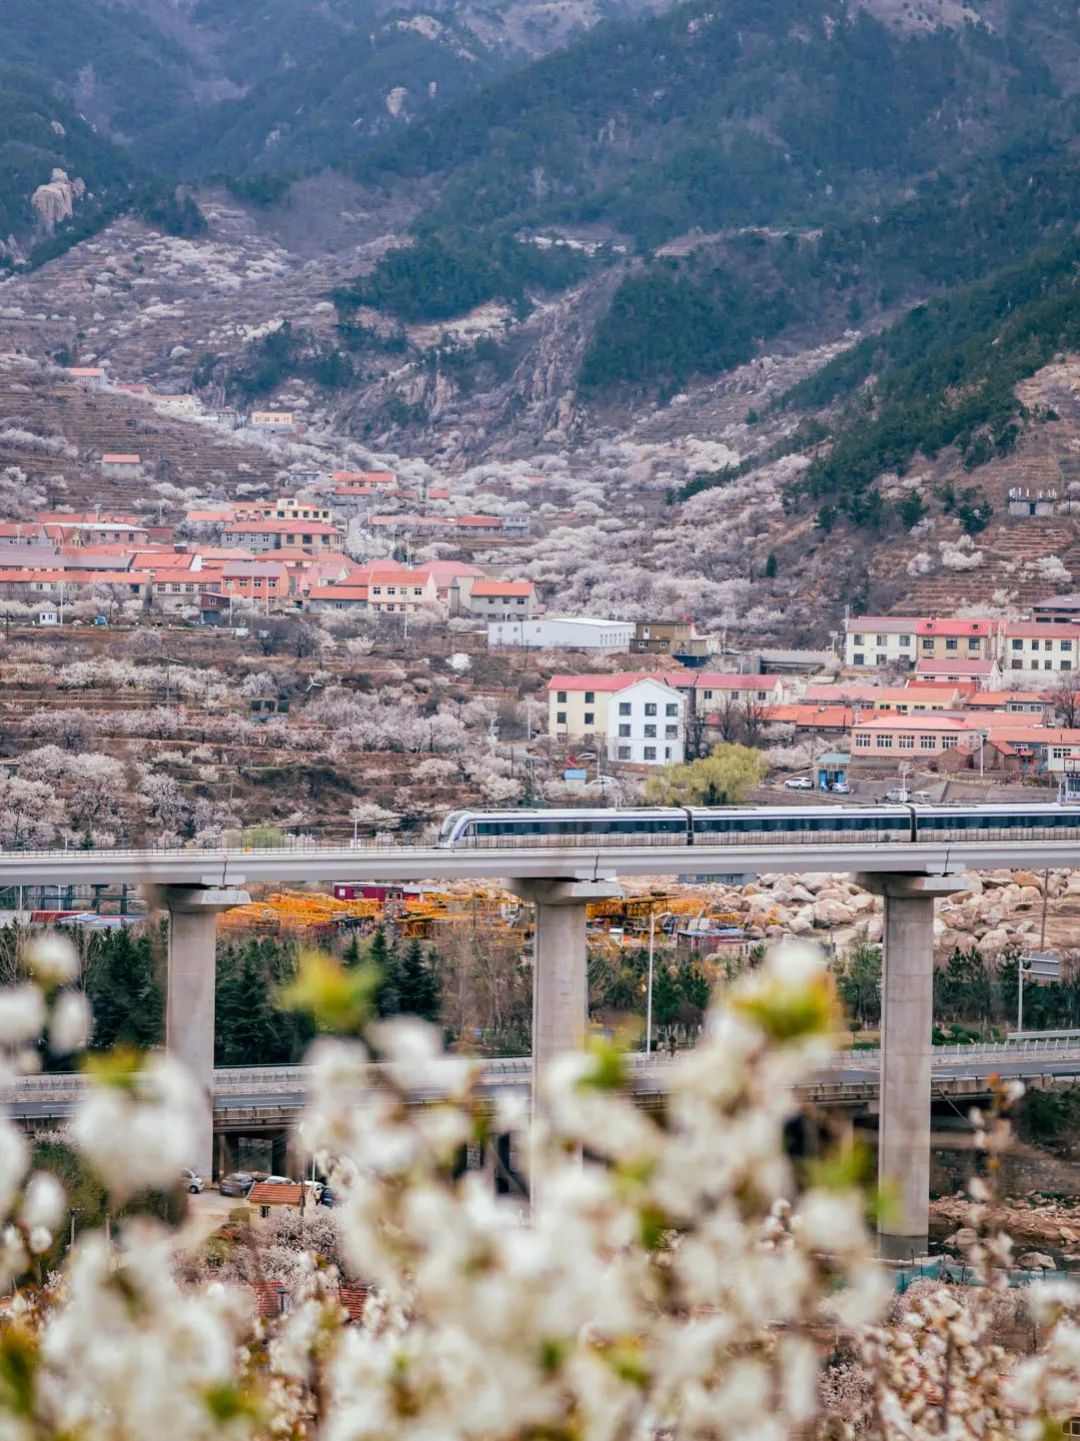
<box><xmin>3</xmin><ymin>823</ymin><xmax>1079</xmax><ymax>1255</ymax></box>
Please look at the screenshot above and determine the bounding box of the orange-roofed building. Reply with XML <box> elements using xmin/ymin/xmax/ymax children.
<box><xmin>100</xmin><ymin>454</ymin><xmax>142</xmax><ymax>471</ymax></box>
<box><xmin>307</xmin><ymin>583</ymin><xmax>370</xmax><ymax>612</ymax></box>
<box><xmin>0</xmin><ymin>569</ymin><xmax>150</xmax><ymax>599</ymax></box>
<box><xmin>0</xmin><ymin>523</ymin><xmax>47</xmax><ymax>546</ymax></box>
<box><xmin>332</xmin><ymin>469</ymin><xmax>395</xmax><ymax>486</ymax></box>
<box><xmin>763</xmin><ymin>703</ymin><xmax>854</xmax><ymax>737</ymax></box>
<box><xmin>466</xmin><ymin>579</ymin><xmax>537</xmax><ymax>621</ymax></box>
<box><xmin>223</xmin><ymin>519</ymin><xmax>343</xmax><ymax>554</ymax></box>
<box><xmin>63</xmin><ymin>366</ymin><xmax>107</xmax><ymax>387</ymax></box>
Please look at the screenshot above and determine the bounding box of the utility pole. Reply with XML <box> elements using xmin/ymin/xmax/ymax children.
<box><xmin>645</xmin><ymin>907</ymin><xmax>656</xmax><ymax>1056</ymax></box>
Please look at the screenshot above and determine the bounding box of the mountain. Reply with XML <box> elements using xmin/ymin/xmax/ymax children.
<box><xmin>0</xmin><ymin>0</ymin><xmax>675</xmax><ymax>184</ymax></box>
<box><xmin>353</xmin><ymin>0</ymin><xmax>1080</xmax><ymax>247</ymax></box>
<box><xmin>0</xmin><ymin>68</ymin><xmax>132</xmax><ymax>255</ymax></box>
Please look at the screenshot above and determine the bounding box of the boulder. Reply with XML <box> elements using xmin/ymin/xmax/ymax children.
<box><xmin>1018</xmin><ymin>1251</ymin><xmax>1057</xmax><ymax>1271</ymax></box>
<box><xmin>1016</xmin><ymin>886</ymin><xmax>1043</xmax><ymax>909</ymax></box>
<box><xmin>979</xmin><ymin>926</ymin><xmax>1014</xmax><ymax>953</ymax></box>
<box><xmin>1012</xmin><ymin>870</ymin><xmax>1044</xmax><ymax>890</ymax></box>
<box><xmin>864</xmin><ymin>917</ymin><xmax>884</xmax><ymax>942</ymax></box>
<box><xmin>788</xmin><ymin>910</ymin><xmax>815</xmax><ymax>937</ymax></box>
<box><xmin>812</xmin><ymin>898</ymin><xmax>857</xmax><ymax>927</ymax></box>
<box><xmin>786</xmin><ymin>884</ymin><xmax>816</xmax><ymax>904</ymax></box>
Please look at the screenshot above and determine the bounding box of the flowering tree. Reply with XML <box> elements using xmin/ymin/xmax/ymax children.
<box><xmin>0</xmin><ymin>936</ymin><xmax>1075</xmax><ymax>1439</ymax></box>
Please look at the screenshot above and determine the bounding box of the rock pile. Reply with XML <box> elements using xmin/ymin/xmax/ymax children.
<box><xmin>687</xmin><ymin>867</ymin><xmax>1068</xmax><ymax>954</ymax></box>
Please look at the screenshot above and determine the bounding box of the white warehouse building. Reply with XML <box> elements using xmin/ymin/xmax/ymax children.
<box><xmin>488</xmin><ymin>616</ymin><xmax>634</xmax><ymax>651</ymax></box>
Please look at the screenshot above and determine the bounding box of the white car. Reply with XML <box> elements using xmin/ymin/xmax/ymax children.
<box><xmin>783</xmin><ymin>777</ymin><xmax>814</xmax><ymax>791</ymax></box>
<box><xmin>183</xmin><ymin>1168</ymin><xmax>204</xmax><ymax>1194</ymax></box>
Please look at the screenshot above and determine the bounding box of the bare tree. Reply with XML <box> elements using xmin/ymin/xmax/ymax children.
<box><xmin>1054</xmin><ymin>670</ymin><xmax>1080</xmax><ymax>728</ymax></box>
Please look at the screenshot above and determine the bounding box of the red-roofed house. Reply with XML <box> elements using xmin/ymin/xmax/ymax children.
<box><xmin>914</xmin><ymin>657</ymin><xmax>1002</xmax><ymax>687</ymax></box>
<box><xmin>100</xmin><ymin>454</ymin><xmax>142</xmax><ymax>473</ymax></box>
<box><xmin>916</xmin><ymin>616</ymin><xmax>998</xmax><ymax>661</ymax></box>
<box><xmin>466</xmin><ymin>579</ymin><xmax>537</xmax><ymax>621</ymax></box>
<box><xmin>307</xmin><ymin>583</ymin><xmax>370</xmax><ymax>612</ymax></box>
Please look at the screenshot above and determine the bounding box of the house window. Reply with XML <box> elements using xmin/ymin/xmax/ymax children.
<box><xmin>875</xmin><ymin>634</ymin><xmax>886</xmax><ymax>645</ymax></box>
<box><xmin>898</xmin><ymin>734</ymin><xmax>914</xmax><ymax>749</ymax></box>
<box><xmin>665</xmin><ymin>747</ymin><xmax>672</xmax><ymax>759</ymax></box>
<box><xmin>666</xmin><ymin>725</ymin><xmax>678</xmax><ymax>738</ymax></box>
<box><xmin>703</xmin><ymin>690</ymin><xmax>713</xmax><ymax>700</ymax></box>
<box><xmin>644</xmin><ymin>703</ymin><xmax>657</xmax><ymax>716</ymax></box>
<box><xmin>643</xmin><ymin>747</ymin><xmax>656</xmax><ymax>761</ymax></box>
<box><xmin>920</xmin><ymin>735</ymin><xmax>936</xmax><ymax>750</ymax></box>
<box><xmin>967</xmin><ymin>637</ymin><xmax>980</xmax><ymax>650</ymax></box>
<box><xmin>584</xmin><ymin>712</ymin><xmax>595</xmax><ymax>727</ymax></box>
<box><xmin>556</xmin><ymin>712</ymin><xmax>567</xmax><ymax>725</ymax></box>
<box><xmin>853</xmin><ymin>653</ymin><xmax>865</xmax><ymax>666</ymax></box>
<box><xmin>878</xmin><ymin>735</ymin><xmax>894</xmax><ymax>749</ymax></box>
<box><xmin>945</xmin><ymin>638</ymin><xmax>958</xmax><ymax>651</ymax></box>
<box><xmin>899</xmin><ymin>635</ymin><xmax>911</xmax><ymax>647</ymax></box>
<box><xmin>1031</xmin><ymin>640</ymin><xmax>1040</xmax><ymax>652</ymax></box>
<box><xmin>876</xmin><ymin>654</ymin><xmax>887</xmax><ymax>667</ymax></box>
<box><xmin>1064</xmin><ymin>640</ymin><xmax>1074</xmax><ymax>651</ymax></box>
<box><xmin>1064</xmin><ymin>661</ymin><xmax>1073</xmax><ymax>671</ymax></box>
<box><xmin>618</xmin><ymin>746</ymin><xmax>631</xmax><ymax>760</ymax></box>
<box><xmin>942</xmin><ymin>735</ymin><xmax>958</xmax><ymax>749</ymax></box>
<box><xmin>644</xmin><ymin>725</ymin><xmax>657</xmax><ymax>738</ymax></box>
<box><xmin>1011</xmin><ymin>659</ymin><xmax>1022</xmax><ymax>670</ymax></box>
<box><xmin>665</xmin><ymin>703</ymin><xmax>678</xmax><ymax>716</ymax></box>
<box><xmin>855</xmin><ymin>733</ymin><xmax>871</xmax><ymax>749</ymax></box>
<box><xmin>922</xmin><ymin>639</ymin><xmax>934</xmax><ymax>652</ymax></box>
<box><xmin>619</xmin><ymin>724</ymin><xmax>631</xmax><ymax>737</ymax></box>
<box><xmin>557</xmin><ymin>691</ymin><xmax>567</xmax><ymax>703</ymax></box>
<box><xmin>853</xmin><ymin>633</ymin><xmax>864</xmax><ymax>645</ymax></box>
<box><xmin>1012</xmin><ymin>639</ymin><xmax>1023</xmax><ymax>650</ymax></box>
<box><xmin>619</xmin><ymin>702</ymin><xmax>631</xmax><ymax>715</ymax></box>
<box><xmin>584</xmin><ymin>691</ymin><xmax>595</xmax><ymax>704</ymax></box>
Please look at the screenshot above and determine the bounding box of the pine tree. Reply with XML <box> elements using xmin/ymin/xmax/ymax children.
<box><xmin>397</xmin><ymin>941</ymin><xmax>441</xmax><ymax>1023</ymax></box>
<box><xmin>87</xmin><ymin>927</ymin><xmax>164</xmax><ymax>1051</ymax></box>
<box><xmin>341</xmin><ymin>933</ymin><xmax>363</xmax><ymax>970</ymax></box>
<box><xmin>369</xmin><ymin>928</ymin><xmax>401</xmax><ymax>1017</ymax></box>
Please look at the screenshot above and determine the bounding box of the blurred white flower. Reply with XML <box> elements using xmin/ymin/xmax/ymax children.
<box><xmin>50</xmin><ymin>990</ymin><xmax>91</xmax><ymax>1055</ymax></box>
<box><xmin>25</xmin><ymin>932</ymin><xmax>80</xmax><ymax>986</ymax></box>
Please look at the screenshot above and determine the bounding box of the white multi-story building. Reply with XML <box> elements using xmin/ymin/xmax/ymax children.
<box><xmin>844</xmin><ymin>616</ymin><xmax>921</xmax><ymax>669</ymax></box>
<box><xmin>607</xmin><ymin>678</ymin><xmax>686</xmax><ymax>766</ymax></box>
<box><xmin>546</xmin><ymin>674</ymin><xmax>685</xmax><ymax>764</ymax></box>
<box><xmin>1002</xmin><ymin>621</ymin><xmax>1080</xmax><ymax>673</ymax></box>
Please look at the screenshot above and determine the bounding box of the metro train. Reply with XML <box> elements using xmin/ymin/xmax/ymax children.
<box><xmin>435</xmin><ymin>803</ymin><xmax>1080</xmax><ymax>849</ymax></box>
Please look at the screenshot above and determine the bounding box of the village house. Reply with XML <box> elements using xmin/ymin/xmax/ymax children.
<box><xmin>913</xmin><ymin>656</ymin><xmax>1002</xmax><ymax>687</ymax></box>
<box><xmin>546</xmin><ymin>674</ymin><xmax>685</xmax><ymax>764</ymax></box>
<box><xmin>844</xmin><ymin>616</ymin><xmax>921</xmax><ymax>669</ymax></box>
<box><xmin>850</xmin><ymin>713</ymin><xmax>974</xmax><ymax>759</ymax></box>
<box><xmin>223</xmin><ymin>519</ymin><xmax>344</xmax><ymax>555</ymax></box>
<box><xmin>465</xmin><ymin>580</ymin><xmax>538</xmax><ymax>622</ymax></box>
<box><xmin>248</xmin><ymin>410</ymin><xmax>296</xmax><ymax>433</ymax></box>
<box><xmin>673</xmin><ymin>673</ymin><xmax>786</xmax><ymax>708</ymax></box>
<box><xmin>63</xmin><ymin>366</ymin><xmax>108</xmax><ymax>388</ymax></box>
<box><xmin>307</xmin><ymin>583</ymin><xmax>370</xmax><ymax>612</ymax></box>
<box><xmin>761</xmin><ymin>703</ymin><xmax>855</xmax><ymax>740</ymax></box>
<box><xmin>1032</xmin><ymin>593</ymin><xmax>1080</xmax><ymax>625</ymax></box>
<box><xmin>1003</xmin><ymin>621</ymin><xmax>1080</xmax><ymax>673</ymax></box>
<box><xmin>100</xmin><ymin>454</ymin><xmax>142</xmax><ymax>475</ymax></box>
<box><xmin>916</xmin><ymin>616</ymin><xmax>998</xmax><ymax>662</ymax></box>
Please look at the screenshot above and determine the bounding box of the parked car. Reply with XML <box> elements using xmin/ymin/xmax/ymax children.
<box><xmin>183</xmin><ymin>1168</ymin><xmax>204</xmax><ymax>1194</ymax></box>
<box><xmin>219</xmin><ymin>1172</ymin><xmax>255</xmax><ymax>1197</ymax></box>
<box><xmin>319</xmin><ymin>1186</ymin><xmax>336</xmax><ymax>1208</ymax></box>
<box><xmin>302</xmin><ymin>1179</ymin><xmax>324</xmax><ymax>1203</ymax></box>
<box><xmin>783</xmin><ymin>776</ymin><xmax>814</xmax><ymax>791</ymax></box>
<box><xmin>829</xmin><ymin>781</ymin><xmax>852</xmax><ymax>795</ymax></box>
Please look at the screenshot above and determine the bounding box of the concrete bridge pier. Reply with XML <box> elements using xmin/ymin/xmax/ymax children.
<box><xmin>857</xmin><ymin>872</ymin><xmax>969</xmax><ymax>1260</ymax></box>
<box><xmin>161</xmin><ymin>886</ymin><xmax>249</xmax><ymax>1183</ymax></box>
<box><xmin>507</xmin><ymin>877</ymin><xmax>623</xmax><ymax>1193</ymax></box>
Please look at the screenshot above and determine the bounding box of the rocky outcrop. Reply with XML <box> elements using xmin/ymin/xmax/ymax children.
<box><xmin>31</xmin><ymin>170</ymin><xmax>85</xmax><ymax>233</ymax></box>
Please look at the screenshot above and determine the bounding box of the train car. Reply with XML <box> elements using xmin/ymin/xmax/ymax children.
<box><xmin>435</xmin><ymin>808</ymin><xmax>690</xmax><ymax>848</ymax></box>
<box><xmin>913</xmin><ymin>802</ymin><xmax>1080</xmax><ymax>843</ymax></box>
<box><xmin>435</xmin><ymin>805</ymin><xmax>915</xmax><ymax>849</ymax></box>
<box><xmin>687</xmin><ymin>805</ymin><xmax>913</xmax><ymax>846</ymax></box>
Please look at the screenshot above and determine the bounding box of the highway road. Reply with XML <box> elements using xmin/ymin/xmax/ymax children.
<box><xmin>6</xmin><ymin>1043</ymin><xmax>1080</xmax><ymax>1121</ymax></box>
<box><xmin>4</xmin><ymin>837</ymin><xmax>1080</xmax><ymax>888</ymax></box>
